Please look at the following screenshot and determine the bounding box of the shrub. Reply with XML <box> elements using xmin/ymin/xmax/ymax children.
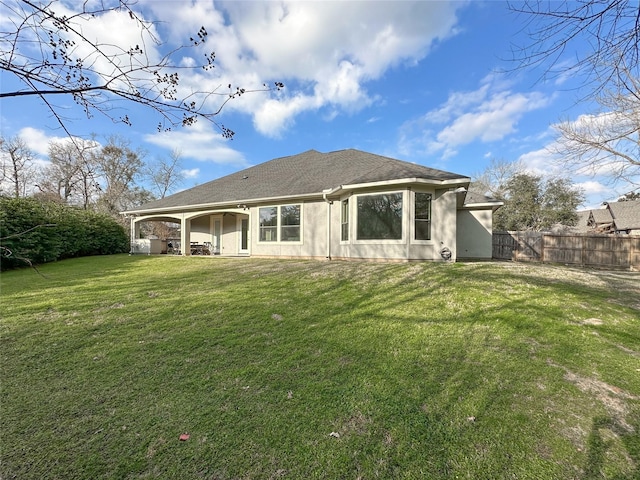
<box><xmin>0</xmin><ymin>197</ymin><xmax>129</xmax><ymax>270</ymax></box>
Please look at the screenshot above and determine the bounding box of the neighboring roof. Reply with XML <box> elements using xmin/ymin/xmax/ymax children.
<box><xmin>572</xmin><ymin>210</ymin><xmax>592</xmax><ymax>233</ymax></box>
<box><xmin>607</xmin><ymin>199</ymin><xmax>640</xmax><ymax>230</ymax></box>
<box><xmin>125</xmin><ymin>149</ymin><xmax>470</xmax><ymax>214</ymax></box>
<box><xmin>590</xmin><ymin>208</ymin><xmax>613</xmax><ymax>225</ymax></box>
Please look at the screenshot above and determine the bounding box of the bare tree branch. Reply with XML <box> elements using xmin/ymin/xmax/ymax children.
<box><xmin>509</xmin><ymin>0</ymin><xmax>640</xmax><ymax>96</ymax></box>
<box><xmin>0</xmin><ymin>0</ymin><xmax>284</xmax><ymax>139</ymax></box>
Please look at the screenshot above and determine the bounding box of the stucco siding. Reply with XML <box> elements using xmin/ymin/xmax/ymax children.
<box><xmin>429</xmin><ymin>189</ymin><xmax>458</xmax><ymax>261</ymax></box>
<box><xmin>189</xmin><ymin>215</ymin><xmax>211</xmax><ymax>245</ymax></box>
<box><xmin>456</xmin><ymin>209</ymin><xmax>493</xmax><ymax>259</ymax></box>
<box><xmin>250</xmin><ymin>201</ymin><xmax>328</xmax><ymax>258</ymax></box>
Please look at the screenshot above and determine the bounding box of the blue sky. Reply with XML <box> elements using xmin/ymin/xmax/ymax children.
<box><xmin>1</xmin><ymin>0</ymin><xmax>636</xmax><ymax>208</ymax></box>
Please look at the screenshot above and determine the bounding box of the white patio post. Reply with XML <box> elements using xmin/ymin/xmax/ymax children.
<box><xmin>130</xmin><ymin>216</ymin><xmax>140</xmax><ymax>254</ymax></box>
<box><xmin>181</xmin><ymin>214</ymin><xmax>191</xmax><ymax>256</ymax></box>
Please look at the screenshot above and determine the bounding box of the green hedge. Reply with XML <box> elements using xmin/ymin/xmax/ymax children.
<box><xmin>0</xmin><ymin>197</ymin><xmax>129</xmax><ymax>270</ymax></box>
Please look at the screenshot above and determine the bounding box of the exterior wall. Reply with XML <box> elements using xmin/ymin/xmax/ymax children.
<box><xmin>189</xmin><ymin>215</ymin><xmax>211</xmax><ymax>244</ymax></box>
<box><xmin>456</xmin><ymin>209</ymin><xmax>493</xmax><ymax>259</ymax></box>
<box><xmin>428</xmin><ymin>188</ymin><xmax>457</xmax><ymax>262</ymax></box>
<box><xmin>251</xmin><ymin>201</ymin><xmax>328</xmax><ymax>259</ymax></box>
<box><xmin>129</xmin><ymin>186</ymin><xmax>479</xmax><ymax>262</ymax></box>
<box><xmin>332</xmin><ymin>187</ymin><xmax>459</xmax><ymax>262</ymax></box>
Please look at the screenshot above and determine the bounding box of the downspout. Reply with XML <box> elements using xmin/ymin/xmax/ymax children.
<box><xmin>322</xmin><ymin>187</ymin><xmax>342</xmax><ymax>260</ymax></box>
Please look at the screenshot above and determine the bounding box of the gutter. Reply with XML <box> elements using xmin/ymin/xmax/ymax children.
<box><xmin>121</xmin><ymin>191</ymin><xmax>323</xmax><ymax>216</ymax></box>
<box><xmin>322</xmin><ymin>186</ymin><xmax>342</xmax><ymax>260</ymax></box>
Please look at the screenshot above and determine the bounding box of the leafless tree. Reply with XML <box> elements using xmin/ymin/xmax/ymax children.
<box><xmin>146</xmin><ymin>149</ymin><xmax>184</xmax><ymax>199</ymax></box>
<box><xmin>509</xmin><ymin>0</ymin><xmax>640</xmax><ymax>96</ymax></box>
<box><xmin>551</xmin><ymin>66</ymin><xmax>639</xmax><ymax>186</ymax></box>
<box><xmin>37</xmin><ymin>137</ymin><xmax>100</xmax><ymax>207</ymax></box>
<box><xmin>91</xmin><ymin>136</ymin><xmax>148</xmax><ymax>216</ymax></box>
<box><xmin>510</xmin><ymin>1</ymin><xmax>640</xmax><ymax>188</ymax></box>
<box><xmin>470</xmin><ymin>157</ymin><xmax>524</xmax><ymax>199</ymax></box>
<box><xmin>0</xmin><ymin>0</ymin><xmax>283</xmax><ymax>140</ymax></box>
<box><xmin>0</xmin><ymin>135</ymin><xmax>36</xmax><ymax>197</ymax></box>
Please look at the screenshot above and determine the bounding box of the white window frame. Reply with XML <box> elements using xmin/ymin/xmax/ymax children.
<box><xmin>257</xmin><ymin>204</ymin><xmax>303</xmax><ymax>244</ymax></box>
<box><xmin>340</xmin><ymin>198</ymin><xmax>349</xmax><ymax>242</ymax></box>
<box><xmin>353</xmin><ymin>191</ymin><xmax>405</xmax><ymax>244</ymax></box>
<box><xmin>413</xmin><ymin>191</ymin><xmax>433</xmax><ymax>243</ymax></box>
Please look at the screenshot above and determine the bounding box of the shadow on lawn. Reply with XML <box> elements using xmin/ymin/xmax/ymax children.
<box><xmin>582</xmin><ymin>415</ymin><xmax>640</xmax><ymax>480</ymax></box>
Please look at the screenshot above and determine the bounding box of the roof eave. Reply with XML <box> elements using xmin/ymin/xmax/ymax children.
<box><xmin>336</xmin><ymin>177</ymin><xmax>470</xmax><ymax>193</ymax></box>
<box><xmin>121</xmin><ymin>191</ymin><xmax>324</xmax><ymax>216</ymax></box>
<box><xmin>123</xmin><ymin>178</ymin><xmax>471</xmax><ymax>215</ymax></box>
<box><xmin>461</xmin><ymin>201</ymin><xmax>504</xmax><ymax>211</ymax></box>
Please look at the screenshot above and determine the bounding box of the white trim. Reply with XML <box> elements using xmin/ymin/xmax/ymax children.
<box><xmin>257</xmin><ymin>203</ymin><xmax>304</xmax><ymax>245</ymax></box>
<box><xmin>352</xmin><ymin>190</ymin><xmax>405</xmax><ymax>244</ymax></box>
<box><xmin>122</xmin><ymin>193</ymin><xmax>320</xmax><ymax>216</ymax></box>
<box><xmin>411</xmin><ymin>190</ymin><xmax>434</xmax><ymax>244</ymax></box>
<box><xmin>121</xmin><ymin>179</ymin><xmax>470</xmax><ymax>216</ymax></box>
<box><xmin>341</xmin><ymin>177</ymin><xmax>470</xmax><ymax>191</ymax></box>
<box><xmin>238</xmin><ymin>215</ymin><xmax>250</xmax><ymax>254</ymax></box>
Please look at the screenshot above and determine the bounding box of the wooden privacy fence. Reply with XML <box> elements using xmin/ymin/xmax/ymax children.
<box><xmin>493</xmin><ymin>231</ymin><xmax>640</xmax><ymax>270</ymax></box>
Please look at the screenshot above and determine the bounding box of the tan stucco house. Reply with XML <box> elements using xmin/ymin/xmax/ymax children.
<box><xmin>122</xmin><ymin>149</ymin><xmax>502</xmax><ymax>262</ymax></box>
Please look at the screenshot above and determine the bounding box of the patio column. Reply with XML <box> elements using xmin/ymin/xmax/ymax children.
<box><xmin>129</xmin><ymin>216</ymin><xmax>140</xmax><ymax>254</ymax></box>
<box><xmin>181</xmin><ymin>214</ymin><xmax>191</xmax><ymax>256</ymax></box>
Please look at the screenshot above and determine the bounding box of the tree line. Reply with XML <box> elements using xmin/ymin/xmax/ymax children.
<box><xmin>1</xmin><ymin>134</ymin><xmax>183</xmax><ymax>223</ymax></box>
<box><xmin>0</xmin><ymin>134</ymin><xmax>182</xmax><ymax>269</ymax></box>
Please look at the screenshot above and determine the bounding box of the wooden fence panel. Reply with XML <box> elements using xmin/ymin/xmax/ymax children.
<box><xmin>492</xmin><ymin>232</ymin><xmax>640</xmax><ymax>270</ymax></box>
<box><xmin>544</xmin><ymin>235</ymin><xmax>583</xmax><ymax>264</ymax></box>
<box><xmin>515</xmin><ymin>232</ymin><xmax>543</xmax><ymax>262</ymax></box>
<box><xmin>492</xmin><ymin>232</ymin><xmax>517</xmax><ymax>260</ymax></box>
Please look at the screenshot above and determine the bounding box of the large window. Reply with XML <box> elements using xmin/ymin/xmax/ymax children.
<box><xmin>415</xmin><ymin>193</ymin><xmax>432</xmax><ymax>240</ymax></box>
<box><xmin>357</xmin><ymin>193</ymin><xmax>403</xmax><ymax>240</ymax></box>
<box><xmin>280</xmin><ymin>204</ymin><xmax>301</xmax><ymax>241</ymax></box>
<box><xmin>341</xmin><ymin>199</ymin><xmax>349</xmax><ymax>241</ymax></box>
<box><xmin>259</xmin><ymin>205</ymin><xmax>301</xmax><ymax>242</ymax></box>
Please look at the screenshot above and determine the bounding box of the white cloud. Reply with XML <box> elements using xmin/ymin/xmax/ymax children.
<box><xmin>182</xmin><ymin>168</ymin><xmax>200</xmax><ymax>179</ymax></box>
<box><xmin>576</xmin><ymin>180</ymin><xmax>608</xmax><ymax>196</ymax></box>
<box><xmin>143</xmin><ymin>0</ymin><xmax>466</xmax><ymax>138</ymax></box>
<box><xmin>15</xmin><ymin>127</ymin><xmax>97</xmax><ymax>161</ymax></box>
<box><xmin>433</xmin><ymin>89</ymin><xmax>550</xmax><ymax>150</ymax></box>
<box><xmin>517</xmin><ymin>147</ymin><xmax>561</xmax><ymax>176</ymax></box>
<box><xmin>399</xmin><ymin>76</ymin><xmax>552</xmax><ymax>160</ymax></box>
<box><xmin>144</xmin><ymin>123</ymin><xmax>247</xmax><ymax>167</ymax></box>
<box><xmin>16</xmin><ymin>127</ymin><xmax>57</xmax><ymax>157</ymax></box>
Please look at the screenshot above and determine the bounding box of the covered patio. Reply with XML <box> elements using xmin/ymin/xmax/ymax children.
<box><xmin>128</xmin><ymin>207</ymin><xmax>250</xmax><ymax>256</ymax></box>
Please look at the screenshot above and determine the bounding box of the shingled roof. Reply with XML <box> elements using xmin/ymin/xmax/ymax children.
<box><xmin>125</xmin><ymin>149</ymin><xmax>469</xmax><ymax>213</ymax></box>
<box><xmin>607</xmin><ymin>200</ymin><xmax>640</xmax><ymax>231</ymax></box>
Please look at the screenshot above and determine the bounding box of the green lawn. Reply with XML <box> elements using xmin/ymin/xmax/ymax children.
<box><xmin>1</xmin><ymin>255</ymin><xmax>639</xmax><ymax>479</ymax></box>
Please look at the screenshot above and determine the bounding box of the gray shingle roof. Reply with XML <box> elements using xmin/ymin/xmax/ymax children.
<box><xmin>591</xmin><ymin>208</ymin><xmax>613</xmax><ymax>225</ymax></box>
<box><xmin>127</xmin><ymin>149</ymin><xmax>469</xmax><ymax>213</ymax></box>
<box><xmin>462</xmin><ymin>191</ymin><xmax>501</xmax><ymax>205</ymax></box>
<box><xmin>608</xmin><ymin>200</ymin><xmax>640</xmax><ymax>230</ymax></box>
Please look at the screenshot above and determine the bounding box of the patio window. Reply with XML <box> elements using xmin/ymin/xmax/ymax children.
<box><xmin>259</xmin><ymin>207</ymin><xmax>278</xmax><ymax>242</ymax></box>
<box><xmin>341</xmin><ymin>199</ymin><xmax>349</xmax><ymax>241</ymax></box>
<box><xmin>357</xmin><ymin>193</ymin><xmax>403</xmax><ymax>240</ymax></box>
<box><xmin>280</xmin><ymin>204</ymin><xmax>301</xmax><ymax>241</ymax></box>
<box><xmin>259</xmin><ymin>204</ymin><xmax>302</xmax><ymax>242</ymax></box>
<box><xmin>415</xmin><ymin>193</ymin><xmax>432</xmax><ymax>240</ymax></box>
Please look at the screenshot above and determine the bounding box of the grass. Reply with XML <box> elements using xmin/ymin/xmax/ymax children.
<box><xmin>1</xmin><ymin>255</ymin><xmax>639</xmax><ymax>479</ymax></box>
